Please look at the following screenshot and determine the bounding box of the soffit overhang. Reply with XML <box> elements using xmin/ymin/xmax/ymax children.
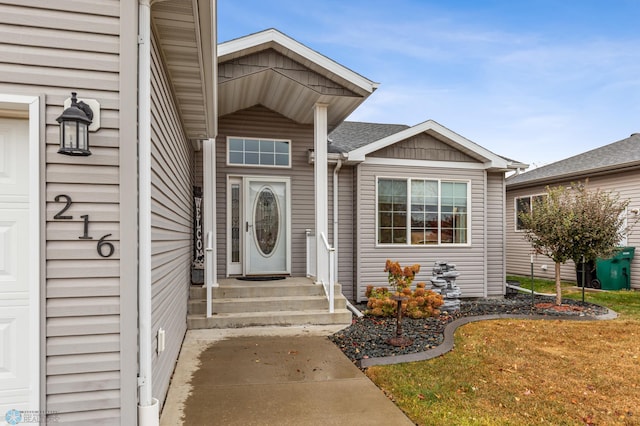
<box><xmin>151</xmin><ymin>0</ymin><xmax>217</xmax><ymax>140</ymax></box>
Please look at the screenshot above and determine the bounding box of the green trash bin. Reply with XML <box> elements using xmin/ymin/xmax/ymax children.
<box><xmin>596</xmin><ymin>247</ymin><xmax>635</xmax><ymax>290</ymax></box>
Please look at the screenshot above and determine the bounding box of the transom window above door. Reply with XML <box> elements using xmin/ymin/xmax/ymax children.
<box><xmin>227</xmin><ymin>137</ymin><xmax>291</xmax><ymax>168</ymax></box>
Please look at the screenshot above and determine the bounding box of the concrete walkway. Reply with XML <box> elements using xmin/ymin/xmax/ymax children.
<box><xmin>160</xmin><ymin>326</ymin><xmax>414</xmax><ymax>426</ymax></box>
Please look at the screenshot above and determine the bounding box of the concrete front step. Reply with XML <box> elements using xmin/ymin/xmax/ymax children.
<box><xmin>190</xmin><ymin>283</ymin><xmax>328</xmax><ymax>299</ymax></box>
<box><xmin>187</xmin><ymin>309</ymin><xmax>353</xmax><ymax>329</ymax></box>
<box><xmin>187</xmin><ymin>279</ymin><xmax>351</xmax><ymax>329</ymax></box>
<box><xmin>188</xmin><ymin>295</ymin><xmax>347</xmax><ymax>315</ymax></box>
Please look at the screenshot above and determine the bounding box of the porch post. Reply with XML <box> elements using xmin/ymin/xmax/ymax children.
<box><xmin>314</xmin><ymin>103</ymin><xmax>329</xmax><ymax>284</ymax></box>
<box><xmin>203</xmin><ymin>138</ymin><xmax>218</xmax><ymax>318</ymax></box>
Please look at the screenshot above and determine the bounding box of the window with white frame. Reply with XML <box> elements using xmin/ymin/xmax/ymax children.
<box><xmin>515</xmin><ymin>194</ymin><xmax>547</xmax><ymax>231</ymax></box>
<box><xmin>227</xmin><ymin>137</ymin><xmax>291</xmax><ymax>167</ymax></box>
<box><xmin>377</xmin><ymin>178</ymin><xmax>469</xmax><ymax>245</ymax></box>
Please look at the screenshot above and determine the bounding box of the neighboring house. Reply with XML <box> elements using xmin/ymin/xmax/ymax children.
<box><xmin>505</xmin><ymin>133</ymin><xmax>640</xmax><ymax>290</ymax></box>
<box><xmin>0</xmin><ymin>3</ymin><xmax>525</xmax><ymax>424</ymax></box>
<box><xmin>0</xmin><ymin>1</ymin><xmax>217</xmax><ymax>424</ymax></box>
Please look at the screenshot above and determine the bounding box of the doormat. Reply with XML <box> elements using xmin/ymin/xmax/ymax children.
<box><xmin>237</xmin><ymin>276</ymin><xmax>286</xmax><ymax>281</ymax></box>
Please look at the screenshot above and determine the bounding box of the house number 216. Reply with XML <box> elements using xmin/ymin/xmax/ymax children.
<box><xmin>54</xmin><ymin>194</ymin><xmax>115</xmax><ymax>258</ymax></box>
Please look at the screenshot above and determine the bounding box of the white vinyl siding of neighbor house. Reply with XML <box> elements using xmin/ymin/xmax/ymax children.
<box><xmin>0</xmin><ymin>1</ymin><xmax>137</xmax><ymax>423</ymax></box>
<box><xmin>486</xmin><ymin>172</ymin><xmax>507</xmax><ymax>296</ymax></box>
<box><xmin>150</xmin><ymin>31</ymin><xmax>194</xmax><ymax>408</ymax></box>
<box><xmin>356</xmin><ymin>164</ymin><xmax>487</xmax><ymax>301</ymax></box>
<box><xmin>506</xmin><ymin>171</ymin><xmax>640</xmax><ymax>290</ymax></box>
<box><xmin>208</xmin><ymin>105</ymin><xmax>315</xmax><ymax>277</ymax></box>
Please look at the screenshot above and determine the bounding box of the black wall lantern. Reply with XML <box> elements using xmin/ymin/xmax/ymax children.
<box><xmin>56</xmin><ymin>92</ymin><xmax>94</xmax><ymax>156</ymax></box>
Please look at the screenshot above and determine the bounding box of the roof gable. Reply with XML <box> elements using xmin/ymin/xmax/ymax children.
<box><xmin>219</xmin><ymin>29</ymin><xmax>378</xmax><ymax>95</ymax></box>
<box><xmin>507</xmin><ymin>133</ymin><xmax>640</xmax><ymax>188</ymax></box>
<box><xmin>341</xmin><ymin>119</ymin><xmax>519</xmax><ymax>170</ymax></box>
<box><xmin>217</xmin><ymin>29</ymin><xmax>378</xmax><ymax>127</ymax></box>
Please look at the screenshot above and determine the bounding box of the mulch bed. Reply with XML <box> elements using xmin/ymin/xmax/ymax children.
<box><xmin>330</xmin><ymin>294</ymin><xmax>609</xmax><ymax>365</ymax></box>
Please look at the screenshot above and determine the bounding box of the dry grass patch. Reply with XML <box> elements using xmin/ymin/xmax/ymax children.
<box><xmin>367</xmin><ymin>319</ymin><xmax>640</xmax><ymax>425</ymax></box>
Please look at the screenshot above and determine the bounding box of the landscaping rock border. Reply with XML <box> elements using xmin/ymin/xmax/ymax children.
<box><xmin>329</xmin><ymin>294</ymin><xmax>617</xmax><ymax>368</ymax></box>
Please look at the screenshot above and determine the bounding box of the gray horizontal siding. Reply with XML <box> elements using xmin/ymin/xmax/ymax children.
<box><xmin>356</xmin><ymin>163</ymin><xmax>487</xmax><ymax>301</ymax></box>
<box><xmin>0</xmin><ymin>1</ymin><xmax>128</xmax><ymax>421</ymax></box>
<box><xmin>486</xmin><ymin>172</ymin><xmax>506</xmax><ymax>296</ymax></box>
<box><xmin>47</xmin><ymin>334</ymin><xmax>120</xmax><ymax>356</ymax></box>
<box><xmin>47</xmin><ymin>222</ymin><xmax>120</xmax><ymax>241</ymax></box>
<box><xmin>46</xmin><ymin>390</ymin><xmax>120</xmax><ymax>424</ymax></box>
<box><xmin>46</xmin><ymin>353</ymin><xmax>119</xmax><ymax>376</ymax></box>
<box><xmin>506</xmin><ymin>171</ymin><xmax>640</xmax><ymax>289</ymax></box>
<box><xmin>45</xmin><ymin>408</ymin><xmax>121</xmax><ymax>426</ymax></box>
<box><xmin>0</xmin><ymin>21</ymin><xmax>119</xmax><ymax>53</ymax></box>
<box><xmin>150</xmin><ymin>29</ymin><xmax>193</xmax><ymax>410</ymax></box>
<box><xmin>328</xmin><ymin>165</ymin><xmax>355</xmax><ymax>300</ymax></box>
<box><xmin>46</xmin><ymin>259</ymin><xmax>119</xmax><ymax>279</ymax></box>
<box><xmin>47</xmin><ymin>371</ymin><xmax>120</xmax><ymax>394</ymax></box>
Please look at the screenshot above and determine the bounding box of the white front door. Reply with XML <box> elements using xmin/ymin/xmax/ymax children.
<box><xmin>0</xmin><ymin>117</ymin><xmax>38</xmax><ymax>415</ymax></box>
<box><xmin>245</xmin><ymin>178</ymin><xmax>290</xmax><ymax>275</ymax></box>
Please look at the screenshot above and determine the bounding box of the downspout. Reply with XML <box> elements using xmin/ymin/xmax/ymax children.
<box><xmin>137</xmin><ymin>0</ymin><xmax>159</xmax><ymax>424</ymax></box>
<box><xmin>334</xmin><ymin>159</ymin><xmax>363</xmax><ymax>318</ymax></box>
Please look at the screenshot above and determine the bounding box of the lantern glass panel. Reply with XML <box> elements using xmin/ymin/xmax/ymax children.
<box><xmin>62</xmin><ymin>121</ymin><xmax>76</xmax><ymax>149</ymax></box>
<box><xmin>78</xmin><ymin>122</ymin><xmax>88</xmax><ymax>151</ymax></box>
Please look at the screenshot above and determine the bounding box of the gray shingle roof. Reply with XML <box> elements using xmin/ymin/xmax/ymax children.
<box><xmin>506</xmin><ymin>133</ymin><xmax>640</xmax><ymax>187</ymax></box>
<box><xmin>328</xmin><ymin>121</ymin><xmax>409</xmax><ymax>153</ymax></box>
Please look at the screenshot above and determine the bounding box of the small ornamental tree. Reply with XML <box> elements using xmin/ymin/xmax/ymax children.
<box><xmin>519</xmin><ymin>182</ymin><xmax>636</xmax><ymax>304</ymax></box>
<box><xmin>365</xmin><ymin>260</ymin><xmax>443</xmax><ymax>318</ymax></box>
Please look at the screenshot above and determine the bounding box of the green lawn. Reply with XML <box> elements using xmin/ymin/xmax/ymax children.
<box><xmin>367</xmin><ymin>277</ymin><xmax>640</xmax><ymax>425</ymax></box>
<box><xmin>507</xmin><ymin>274</ymin><xmax>640</xmax><ymax>320</ymax></box>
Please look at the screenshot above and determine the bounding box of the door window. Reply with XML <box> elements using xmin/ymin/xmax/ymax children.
<box><xmin>254</xmin><ymin>188</ymin><xmax>279</xmax><ymax>256</ymax></box>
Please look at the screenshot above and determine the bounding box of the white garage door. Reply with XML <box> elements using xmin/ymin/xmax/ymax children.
<box><xmin>0</xmin><ymin>117</ymin><xmax>38</xmax><ymax>415</ymax></box>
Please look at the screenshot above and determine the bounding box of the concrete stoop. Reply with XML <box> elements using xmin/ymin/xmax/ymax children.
<box><xmin>187</xmin><ymin>278</ymin><xmax>352</xmax><ymax>329</ymax></box>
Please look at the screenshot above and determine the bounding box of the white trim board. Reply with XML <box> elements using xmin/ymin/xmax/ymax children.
<box><xmin>362</xmin><ymin>157</ymin><xmax>489</xmax><ymax>170</ymax></box>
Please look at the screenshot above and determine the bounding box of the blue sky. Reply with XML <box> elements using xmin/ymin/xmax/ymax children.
<box><xmin>218</xmin><ymin>0</ymin><xmax>640</xmax><ymax>167</ymax></box>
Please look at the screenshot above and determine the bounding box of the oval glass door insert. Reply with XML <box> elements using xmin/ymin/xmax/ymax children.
<box><xmin>254</xmin><ymin>187</ymin><xmax>279</xmax><ymax>256</ymax></box>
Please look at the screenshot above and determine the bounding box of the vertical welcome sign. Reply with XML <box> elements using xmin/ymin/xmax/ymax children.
<box><xmin>193</xmin><ymin>187</ymin><xmax>204</xmax><ymax>268</ymax></box>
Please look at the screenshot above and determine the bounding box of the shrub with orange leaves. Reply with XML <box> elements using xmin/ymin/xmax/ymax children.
<box><xmin>366</xmin><ymin>261</ymin><xmax>443</xmax><ymax>318</ymax></box>
<box><xmin>385</xmin><ymin>259</ymin><xmax>420</xmax><ymax>291</ymax></box>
